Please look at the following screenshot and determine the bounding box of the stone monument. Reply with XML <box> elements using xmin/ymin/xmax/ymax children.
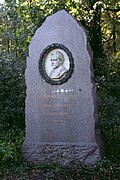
<box><xmin>23</xmin><ymin>10</ymin><xmax>101</xmax><ymax>166</ymax></box>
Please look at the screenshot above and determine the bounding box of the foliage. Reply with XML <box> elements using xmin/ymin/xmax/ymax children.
<box><xmin>0</xmin><ymin>1</ymin><xmax>45</xmax><ymax>56</ymax></box>
<box><xmin>0</xmin><ymin>0</ymin><xmax>120</xmax><ymax>168</ymax></box>
<box><xmin>99</xmin><ymin>55</ymin><xmax>120</xmax><ymax>162</ymax></box>
<box><xmin>0</xmin><ymin>153</ymin><xmax>120</xmax><ymax>179</ymax></box>
<box><xmin>0</xmin><ymin>53</ymin><xmax>25</xmax><ymax>130</ymax></box>
<box><xmin>0</xmin><ymin>128</ymin><xmax>24</xmax><ymax>167</ymax></box>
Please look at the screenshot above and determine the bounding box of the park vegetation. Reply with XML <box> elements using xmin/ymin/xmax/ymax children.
<box><xmin>0</xmin><ymin>0</ymin><xmax>120</xmax><ymax>179</ymax></box>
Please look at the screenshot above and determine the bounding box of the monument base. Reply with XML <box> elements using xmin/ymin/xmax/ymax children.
<box><xmin>23</xmin><ymin>142</ymin><xmax>101</xmax><ymax>166</ymax></box>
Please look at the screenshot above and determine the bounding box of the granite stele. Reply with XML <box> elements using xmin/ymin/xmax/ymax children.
<box><xmin>23</xmin><ymin>10</ymin><xmax>102</xmax><ymax>166</ymax></box>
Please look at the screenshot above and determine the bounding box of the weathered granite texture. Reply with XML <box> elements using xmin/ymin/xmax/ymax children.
<box><xmin>23</xmin><ymin>143</ymin><xmax>100</xmax><ymax>166</ymax></box>
<box><xmin>23</xmin><ymin>10</ymin><xmax>102</xmax><ymax>166</ymax></box>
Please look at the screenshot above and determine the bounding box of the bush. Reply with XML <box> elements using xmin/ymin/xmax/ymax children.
<box><xmin>99</xmin><ymin>55</ymin><xmax>120</xmax><ymax>163</ymax></box>
<box><xmin>0</xmin><ymin>53</ymin><xmax>25</xmax><ymax>130</ymax></box>
<box><xmin>0</xmin><ymin>128</ymin><xmax>24</xmax><ymax>170</ymax></box>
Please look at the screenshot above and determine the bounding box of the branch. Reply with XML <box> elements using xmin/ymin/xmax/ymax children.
<box><xmin>104</xmin><ymin>33</ymin><xmax>113</xmax><ymax>44</ymax></box>
<box><xmin>105</xmin><ymin>8</ymin><xmax>120</xmax><ymax>12</ymax></box>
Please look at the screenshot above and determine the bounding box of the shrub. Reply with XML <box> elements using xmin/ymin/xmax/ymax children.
<box><xmin>0</xmin><ymin>128</ymin><xmax>24</xmax><ymax>166</ymax></box>
<box><xmin>0</xmin><ymin>53</ymin><xmax>25</xmax><ymax>130</ymax></box>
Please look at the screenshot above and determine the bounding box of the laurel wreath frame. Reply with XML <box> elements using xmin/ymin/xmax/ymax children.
<box><xmin>38</xmin><ymin>43</ymin><xmax>74</xmax><ymax>85</ymax></box>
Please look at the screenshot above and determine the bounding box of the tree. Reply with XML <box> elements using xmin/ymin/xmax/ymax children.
<box><xmin>0</xmin><ymin>0</ymin><xmax>120</xmax><ymax>162</ymax></box>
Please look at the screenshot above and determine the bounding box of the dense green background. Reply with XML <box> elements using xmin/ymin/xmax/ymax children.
<box><xmin>0</xmin><ymin>0</ymin><xmax>120</xmax><ymax>178</ymax></box>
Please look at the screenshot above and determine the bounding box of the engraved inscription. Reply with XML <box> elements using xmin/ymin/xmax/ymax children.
<box><xmin>39</xmin><ymin>94</ymin><xmax>75</xmax><ymax>99</ymax></box>
<box><xmin>46</xmin><ymin>112</ymin><xmax>68</xmax><ymax>116</ymax></box>
<box><xmin>44</xmin><ymin>104</ymin><xmax>71</xmax><ymax>107</ymax></box>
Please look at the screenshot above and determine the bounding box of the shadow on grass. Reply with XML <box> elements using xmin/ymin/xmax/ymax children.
<box><xmin>1</xmin><ymin>157</ymin><xmax>120</xmax><ymax>180</ymax></box>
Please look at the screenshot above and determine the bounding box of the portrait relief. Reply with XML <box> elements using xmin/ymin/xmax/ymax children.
<box><xmin>39</xmin><ymin>44</ymin><xmax>74</xmax><ymax>85</ymax></box>
<box><xmin>45</xmin><ymin>49</ymin><xmax>70</xmax><ymax>81</ymax></box>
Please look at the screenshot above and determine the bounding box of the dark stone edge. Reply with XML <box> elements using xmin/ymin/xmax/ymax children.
<box><xmin>85</xmin><ymin>28</ymin><xmax>103</xmax><ymax>158</ymax></box>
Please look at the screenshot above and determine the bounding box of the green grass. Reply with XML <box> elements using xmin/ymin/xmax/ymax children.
<box><xmin>0</xmin><ymin>128</ymin><xmax>120</xmax><ymax>179</ymax></box>
<box><xmin>1</xmin><ymin>157</ymin><xmax>120</xmax><ymax>180</ymax></box>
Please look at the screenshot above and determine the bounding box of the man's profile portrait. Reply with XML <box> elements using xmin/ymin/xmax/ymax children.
<box><xmin>49</xmin><ymin>51</ymin><xmax>68</xmax><ymax>80</ymax></box>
